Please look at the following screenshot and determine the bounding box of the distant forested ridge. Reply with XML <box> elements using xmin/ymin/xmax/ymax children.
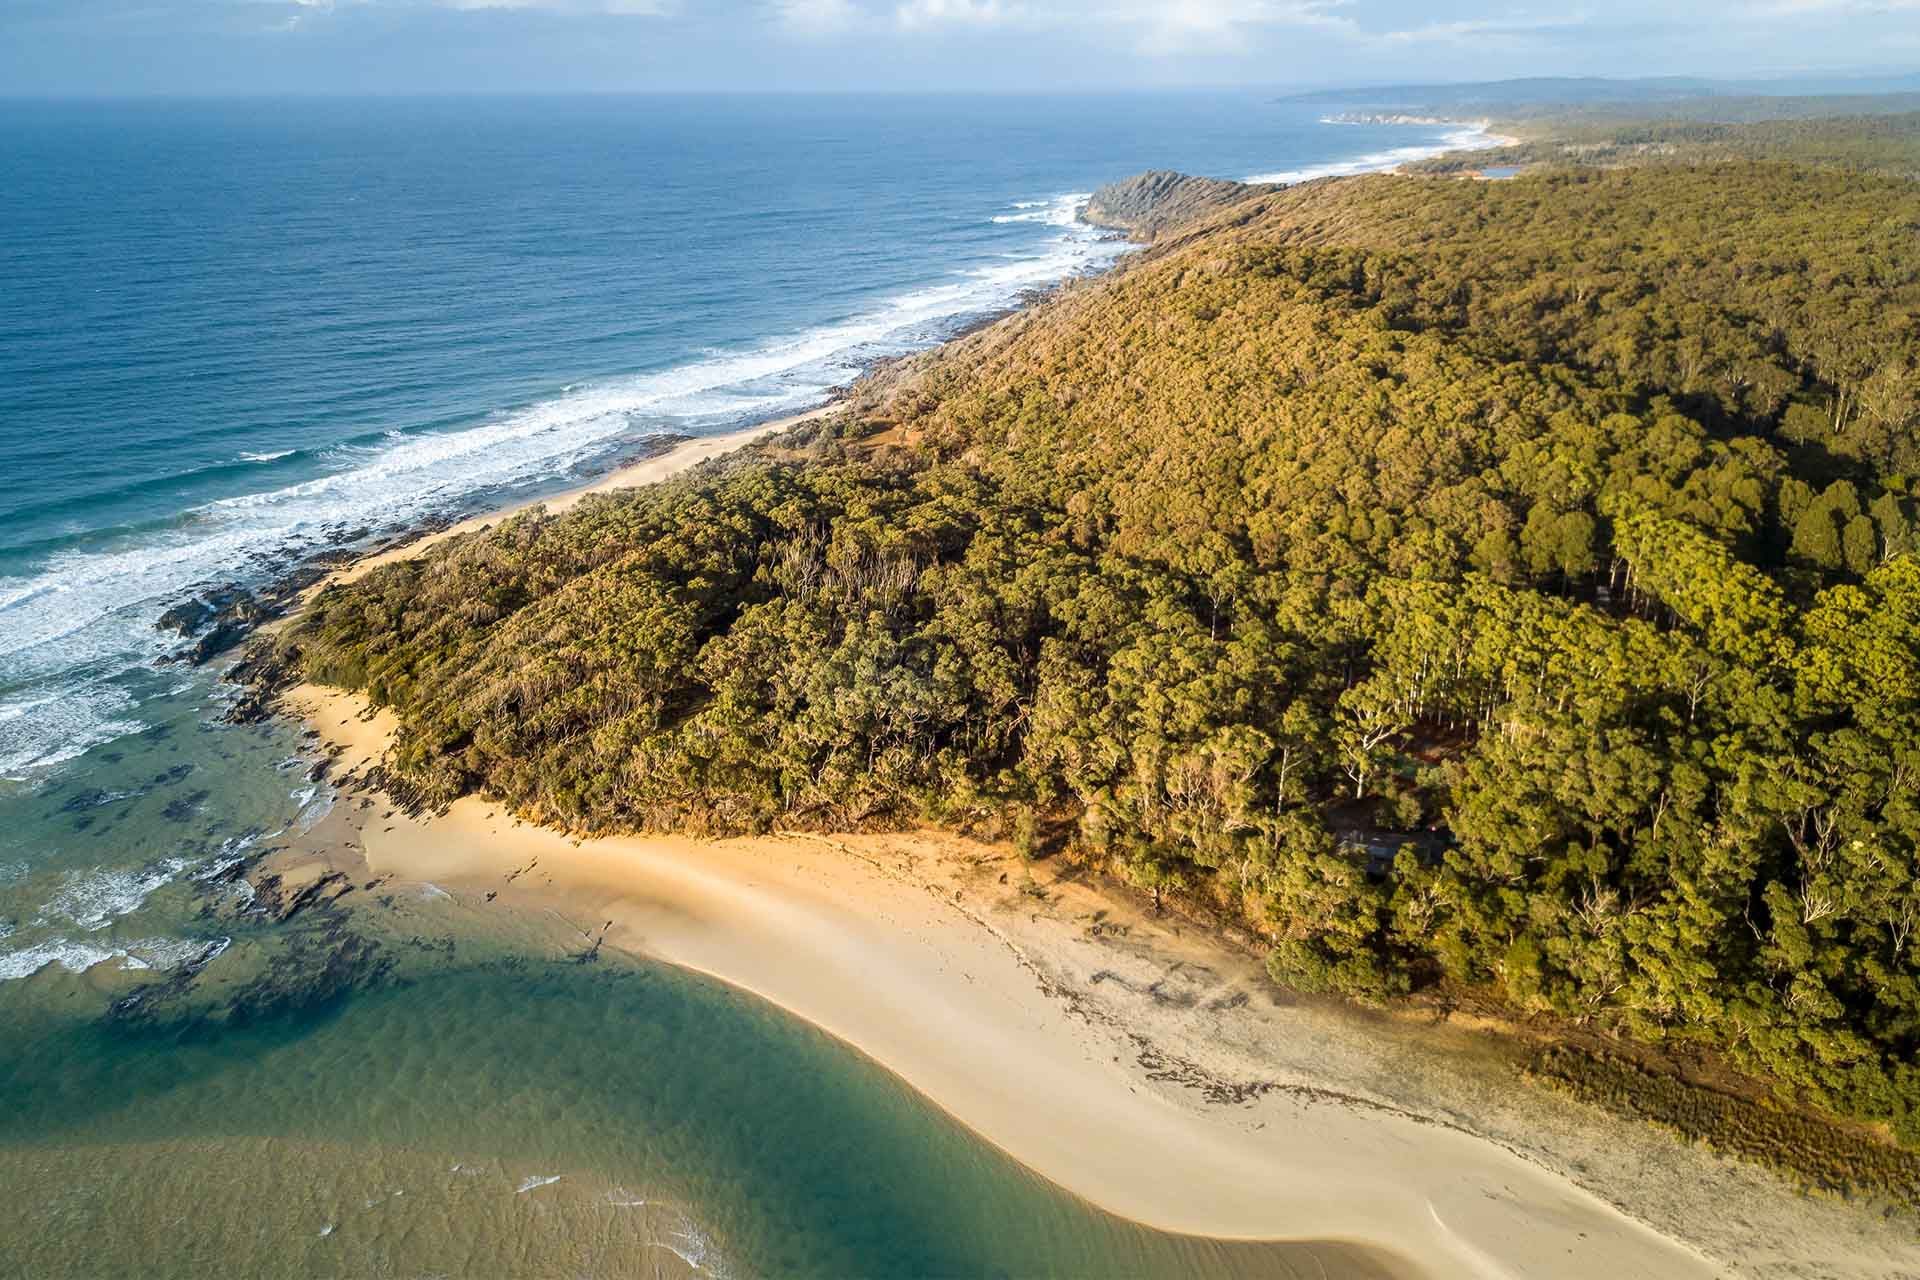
<box><xmin>281</xmin><ymin>142</ymin><xmax>1920</xmax><ymax>1148</ymax></box>
<box><xmin>1414</xmin><ymin>108</ymin><xmax>1920</xmax><ymax>179</ymax></box>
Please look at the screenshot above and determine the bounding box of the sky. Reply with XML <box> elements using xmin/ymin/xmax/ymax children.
<box><xmin>0</xmin><ymin>0</ymin><xmax>1917</xmax><ymax>96</ymax></box>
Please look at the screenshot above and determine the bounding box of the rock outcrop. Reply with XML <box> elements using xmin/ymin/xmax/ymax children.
<box><xmin>1080</xmin><ymin>170</ymin><xmax>1273</xmax><ymax>241</ymax></box>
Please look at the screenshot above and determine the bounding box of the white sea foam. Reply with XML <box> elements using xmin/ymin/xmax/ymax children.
<box><xmin>237</xmin><ymin>449</ymin><xmax>296</xmax><ymax>463</ymax></box>
<box><xmin>123</xmin><ymin>935</ymin><xmax>229</xmax><ymax>971</ymax></box>
<box><xmin>0</xmin><ymin>682</ymin><xmax>144</xmax><ymax>779</ymax></box>
<box><xmin>0</xmin><ymin>191</ymin><xmax>1125</xmax><ymax>781</ymax></box>
<box><xmin>990</xmin><ymin>192</ymin><xmax>1091</xmax><ymax>226</ymax></box>
<box><xmin>656</xmin><ymin>1221</ymin><xmax>730</xmax><ymax>1278</ymax></box>
<box><xmin>0</xmin><ymin>934</ymin><xmax>226</xmax><ymax>981</ymax></box>
<box><xmin>0</xmin><ymin>939</ymin><xmax>124</xmax><ymax>980</ymax></box>
<box><xmin>515</xmin><ymin>1174</ymin><xmax>562</xmax><ymax>1194</ymax></box>
<box><xmin>1246</xmin><ymin>121</ymin><xmax>1507</xmax><ymax>185</ymax></box>
<box><xmin>294</xmin><ymin>785</ymin><xmax>335</xmax><ymax>833</ymax></box>
<box><xmin>194</xmin><ymin>833</ymin><xmax>260</xmax><ymax>883</ymax></box>
<box><xmin>633</xmin><ymin>1201</ymin><xmax>732</xmax><ymax>1277</ymax></box>
<box><xmin>38</xmin><ymin>859</ymin><xmax>190</xmax><ymax>931</ymax></box>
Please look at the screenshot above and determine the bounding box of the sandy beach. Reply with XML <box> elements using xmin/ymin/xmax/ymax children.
<box><xmin>274</xmin><ymin>415</ymin><xmax>1920</xmax><ymax>1280</ymax></box>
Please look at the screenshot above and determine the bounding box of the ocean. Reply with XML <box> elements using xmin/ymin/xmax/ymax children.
<box><xmin>0</xmin><ymin>93</ymin><xmax>1492</xmax><ymax>1276</ymax></box>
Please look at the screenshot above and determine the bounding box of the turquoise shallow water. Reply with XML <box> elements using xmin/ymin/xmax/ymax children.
<box><xmin>0</xmin><ymin>93</ymin><xmax>1491</xmax><ymax>1275</ymax></box>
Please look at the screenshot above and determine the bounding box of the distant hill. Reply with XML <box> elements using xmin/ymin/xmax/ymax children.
<box><xmin>1281</xmin><ymin>73</ymin><xmax>1920</xmax><ymax>118</ymax></box>
<box><xmin>1281</xmin><ymin>76</ymin><xmax>1722</xmax><ymax>108</ymax></box>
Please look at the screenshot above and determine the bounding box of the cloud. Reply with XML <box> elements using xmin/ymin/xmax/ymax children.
<box><xmin>1761</xmin><ymin>0</ymin><xmax>1920</xmax><ymax>10</ymax></box>
<box><xmin>884</xmin><ymin>0</ymin><xmax>1354</xmax><ymax>47</ymax></box>
<box><xmin>1382</xmin><ymin>11</ymin><xmax>1589</xmax><ymax>45</ymax></box>
<box><xmin>436</xmin><ymin>0</ymin><xmax>676</xmax><ymax>11</ymax></box>
<box><xmin>895</xmin><ymin>0</ymin><xmax>1008</xmax><ymax>27</ymax></box>
<box><xmin>266</xmin><ymin>0</ymin><xmax>676</xmax><ymax>12</ymax></box>
<box><xmin>770</xmin><ymin>0</ymin><xmax>860</xmax><ymax>29</ymax></box>
<box><xmin>1118</xmin><ymin>0</ymin><xmax>1356</xmax><ymax>52</ymax></box>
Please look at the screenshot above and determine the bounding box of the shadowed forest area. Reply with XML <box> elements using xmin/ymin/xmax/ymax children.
<box><xmin>274</xmin><ymin>118</ymin><xmax>1920</xmax><ymax>1179</ymax></box>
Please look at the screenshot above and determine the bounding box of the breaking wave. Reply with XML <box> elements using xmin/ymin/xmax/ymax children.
<box><xmin>1246</xmin><ymin>121</ymin><xmax>1507</xmax><ymax>185</ymax></box>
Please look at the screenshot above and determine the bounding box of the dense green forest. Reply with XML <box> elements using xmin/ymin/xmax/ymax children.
<box><xmin>1414</xmin><ymin>108</ymin><xmax>1920</xmax><ymax>177</ymax></box>
<box><xmin>280</xmin><ymin>145</ymin><xmax>1920</xmax><ymax>1148</ymax></box>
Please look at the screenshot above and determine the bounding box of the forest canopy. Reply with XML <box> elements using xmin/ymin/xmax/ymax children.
<box><xmin>281</xmin><ymin>145</ymin><xmax>1920</xmax><ymax>1146</ymax></box>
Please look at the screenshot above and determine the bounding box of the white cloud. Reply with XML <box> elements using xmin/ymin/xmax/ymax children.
<box><xmin>399</xmin><ymin>0</ymin><xmax>678</xmax><ymax>11</ymax></box>
<box><xmin>1761</xmin><ymin>0</ymin><xmax>1920</xmax><ymax>10</ymax></box>
<box><xmin>771</xmin><ymin>0</ymin><xmax>860</xmax><ymax>29</ymax></box>
<box><xmin>1382</xmin><ymin>11</ymin><xmax>1586</xmax><ymax>45</ymax></box>
<box><xmin>885</xmin><ymin>0</ymin><xmax>1353</xmax><ymax>46</ymax></box>
<box><xmin>895</xmin><ymin>0</ymin><xmax>1008</xmax><ymax>27</ymax></box>
<box><xmin>259</xmin><ymin>0</ymin><xmax>675</xmax><ymax>9</ymax></box>
<box><xmin>1118</xmin><ymin>0</ymin><xmax>1355</xmax><ymax>52</ymax></box>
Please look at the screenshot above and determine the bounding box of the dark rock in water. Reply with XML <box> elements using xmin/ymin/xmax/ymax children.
<box><xmin>1081</xmin><ymin>170</ymin><xmax>1277</xmax><ymax>242</ymax></box>
<box><xmin>270</xmin><ymin>871</ymin><xmax>353</xmax><ymax>923</ymax></box>
<box><xmin>156</xmin><ymin>596</ymin><xmax>216</xmax><ymax>636</ymax></box>
<box><xmin>158</xmin><ymin>545</ymin><xmax>368</xmax><ymax>669</ymax></box>
<box><xmin>183</xmin><ymin>620</ymin><xmax>253</xmax><ymax>665</ymax></box>
<box><xmin>160</xmin><ymin>789</ymin><xmax>211</xmax><ymax>822</ymax></box>
<box><xmin>224</xmin><ymin>645</ymin><xmax>300</xmax><ymax>725</ymax></box>
<box><xmin>58</xmin><ymin>787</ymin><xmax>138</xmax><ymax>815</ymax></box>
<box><xmin>157</xmin><ymin>585</ymin><xmax>269</xmax><ymax>639</ymax></box>
<box><xmin>109</xmin><ymin>909</ymin><xmax>393</xmax><ymax>1034</ymax></box>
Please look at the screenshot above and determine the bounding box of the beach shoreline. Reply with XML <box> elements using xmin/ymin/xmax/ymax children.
<box><xmin>1245</xmin><ymin>118</ymin><xmax>1520</xmax><ymax>184</ymax></box>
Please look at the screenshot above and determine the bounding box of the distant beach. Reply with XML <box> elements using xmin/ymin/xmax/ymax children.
<box><xmin>1243</xmin><ymin>119</ymin><xmax>1518</xmax><ymax>184</ymax></box>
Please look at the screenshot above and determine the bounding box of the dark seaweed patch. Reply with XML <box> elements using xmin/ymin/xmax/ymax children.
<box><xmin>160</xmin><ymin>790</ymin><xmax>211</xmax><ymax>822</ymax></box>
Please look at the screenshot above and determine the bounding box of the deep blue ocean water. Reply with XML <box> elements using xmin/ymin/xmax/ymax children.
<box><xmin>0</xmin><ymin>94</ymin><xmax>1490</xmax><ymax>1276</ymax></box>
